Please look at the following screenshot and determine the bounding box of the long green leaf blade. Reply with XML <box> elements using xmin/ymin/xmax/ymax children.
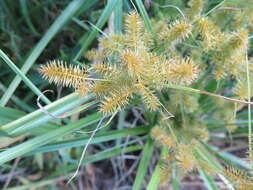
<box><xmin>0</xmin><ymin>0</ymin><xmax>88</xmax><ymax>106</ymax></box>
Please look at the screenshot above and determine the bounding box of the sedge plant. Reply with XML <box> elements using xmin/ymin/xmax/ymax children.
<box><xmin>1</xmin><ymin>0</ymin><xmax>253</xmax><ymax>189</ymax></box>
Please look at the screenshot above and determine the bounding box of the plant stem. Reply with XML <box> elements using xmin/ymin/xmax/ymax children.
<box><xmin>245</xmin><ymin>50</ymin><xmax>252</xmax><ymax>169</ymax></box>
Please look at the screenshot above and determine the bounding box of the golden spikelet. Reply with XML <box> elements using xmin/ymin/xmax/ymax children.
<box><xmin>237</xmin><ymin>183</ymin><xmax>253</xmax><ymax>190</ymax></box>
<box><xmin>235</xmin><ymin>80</ymin><xmax>247</xmax><ymax>100</ymax></box>
<box><xmin>213</xmin><ymin>65</ymin><xmax>226</xmax><ymax>81</ymax></box>
<box><xmin>136</xmin><ymin>82</ymin><xmax>159</xmax><ymax>111</ymax></box>
<box><xmin>151</xmin><ymin>126</ymin><xmax>174</xmax><ymax>148</ymax></box>
<box><xmin>91</xmin><ymin>81</ymin><xmax>112</xmax><ymax>97</ymax></box>
<box><xmin>231</xmin><ymin>29</ymin><xmax>249</xmax><ymax>51</ymax></box>
<box><xmin>125</xmin><ymin>11</ymin><xmax>144</xmax><ymax>48</ymax></box>
<box><xmin>170</xmin><ymin>92</ymin><xmax>199</xmax><ymax>113</ymax></box>
<box><xmin>92</xmin><ymin>63</ymin><xmax>118</xmax><ymax>76</ymax></box>
<box><xmin>192</xmin><ymin>128</ymin><xmax>209</xmax><ymax>142</ymax></box>
<box><xmin>223</xmin><ymin>165</ymin><xmax>253</xmax><ymax>186</ymax></box>
<box><xmin>121</xmin><ymin>50</ymin><xmax>143</xmax><ymax>77</ymax></box>
<box><xmin>158</xmin><ymin>20</ymin><xmax>192</xmax><ymax>46</ymax></box>
<box><xmin>38</xmin><ymin>60</ymin><xmax>88</xmax><ymax>89</ymax></box>
<box><xmin>100</xmin><ymin>88</ymin><xmax>134</xmax><ymax>115</ymax></box>
<box><xmin>160</xmin><ymin>162</ymin><xmax>172</xmax><ymax>184</ymax></box>
<box><xmin>197</xmin><ymin>18</ymin><xmax>221</xmax><ymax>50</ymax></box>
<box><xmin>169</xmin><ymin>58</ymin><xmax>199</xmax><ymax>85</ymax></box>
<box><xmin>215</xmin><ymin>29</ymin><xmax>249</xmax><ymax>64</ymax></box>
<box><xmin>175</xmin><ymin>144</ymin><xmax>196</xmax><ymax>172</ymax></box>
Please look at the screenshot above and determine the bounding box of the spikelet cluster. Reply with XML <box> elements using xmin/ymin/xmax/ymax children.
<box><xmin>211</xmin><ymin>29</ymin><xmax>248</xmax><ymax>81</ymax></box>
<box><xmin>83</xmin><ymin>11</ymin><xmax>200</xmax><ymax>115</ymax></box>
<box><xmin>40</xmin><ymin>11</ymin><xmax>200</xmax><ymax>115</ymax></box>
<box><xmin>39</xmin><ymin>2</ymin><xmax>253</xmax><ymax>186</ymax></box>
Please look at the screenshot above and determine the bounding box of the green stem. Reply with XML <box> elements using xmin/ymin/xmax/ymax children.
<box><xmin>245</xmin><ymin>51</ymin><xmax>252</xmax><ymax>169</ymax></box>
<box><xmin>165</xmin><ymin>84</ymin><xmax>253</xmax><ymax>105</ymax></box>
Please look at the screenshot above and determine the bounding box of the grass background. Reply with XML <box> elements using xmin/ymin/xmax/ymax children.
<box><xmin>0</xmin><ymin>0</ymin><xmax>253</xmax><ymax>189</ymax></box>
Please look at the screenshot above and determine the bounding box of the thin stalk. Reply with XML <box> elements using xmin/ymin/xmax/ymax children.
<box><xmin>164</xmin><ymin>84</ymin><xmax>253</xmax><ymax>105</ymax></box>
<box><xmin>245</xmin><ymin>51</ymin><xmax>252</xmax><ymax>169</ymax></box>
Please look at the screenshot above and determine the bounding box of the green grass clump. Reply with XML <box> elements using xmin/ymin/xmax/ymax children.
<box><xmin>1</xmin><ymin>0</ymin><xmax>253</xmax><ymax>189</ymax></box>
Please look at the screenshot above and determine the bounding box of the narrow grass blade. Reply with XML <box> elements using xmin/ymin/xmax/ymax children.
<box><xmin>73</xmin><ymin>0</ymin><xmax>119</xmax><ymax>61</ymax></box>
<box><xmin>0</xmin><ymin>49</ymin><xmax>51</xmax><ymax>104</ymax></box>
<box><xmin>0</xmin><ymin>112</ymin><xmax>102</xmax><ymax>165</ymax></box>
<box><xmin>0</xmin><ymin>0</ymin><xmax>87</xmax><ymax>106</ymax></box>
<box><xmin>0</xmin><ymin>82</ymin><xmax>33</xmax><ymax>112</ymax></box>
<box><xmin>147</xmin><ymin>147</ymin><xmax>168</xmax><ymax>190</ymax></box>
<box><xmin>135</xmin><ymin>0</ymin><xmax>153</xmax><ymax>33</ymax></box>
<box><xmin>132</xmin><ymin>137</ymin><xmax>154</xmax><ymax>190</ymax></box>
<box><xmin>114</xmin><ymin>0</ymin><xmax>123</xmax><ymax>34</ymax></box>
<box><xmin>205</xmin><ymin>144</ymin><xmax>250</xmax><ymax>169</ymax></box>
<box><xmin>28</xmin><ymin>126</ymin><xmax>150</xmax><ymax>154</ymax></box>
<box><xmin>19</xmin><ymin>0</ymin><xmax>40</xmax><ymax>36</ymax></box>
<box><xmin>51</xmin><ymin>144</ymin><xmax>142</xmax><ymax>177</ymax></box>
<box><xmin>172</xmin><ymin>164</ymin><xmax>180</xmax><ymax>190</ymax></box>
<box><xmin>0</xmin><ymin>93</ymin><xmax>93</xmax><ymax>137</ymax></box>
<box><xmin>199</xmin><ymin>168</ymin><xmax>219</xmax><ymax>190</ymax></box>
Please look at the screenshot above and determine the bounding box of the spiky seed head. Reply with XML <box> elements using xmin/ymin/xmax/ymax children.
<box><xmin>169</xmin><ymin>58</ymin><xmax>199</xmax><ymax>85</ymax></box>
<box><xmin>38</xmin><ymin>60</ymin><xmax>88</xmax><ymax>89</ymax></box>
<box><xmin>231</xmin><ymin>29</ymin><xmax>249</xmax><ymax>51</ymax></box>
<box><xmin>175</xmin><ymin>144</ymin><xmax>196</xmax><ymax>171</ymax></box>
<box><xmin>197</xmin><ymin>18</ymin><xmax>221</xmax><ymax>50</ymax></box>
<box><xmin>151</xmin><ymin>126</ymin><xmax>174</xmax><ymax>148</ymax></box>
<box><xmin>92</xmin><ymin>81</ymin><xmax>112</xmax><ymax>97</ymax></box>
<box><xmin>234</xmin><ymin>80</ymin><xmax>248</xmax><ymax>100</ymax></box>
<box><xmin>92</xmin><ymin>63</ymin><xmax>118</xmax><ymax>76</ymax></box>
<box><xmin>99</xmin><ymin>88</ymin><xmax>134</xmax><ymax>115</ymax></box>
<box><xmin>121</xmin><ymin>50</ymin><xmax>143</xmax><ymax>77</ymax></box>
<box><xmin>223</xmin><ymin>165</ymin><xmax>253</xmax><ymax>186</ymax></box>
<box><xmin>159</xmin><ymin>163</ymin><xmax>172</xmax><ymax>184</ymax></box>
<box><xmin>213</xmin><ymin>65</ymin><xmax>226</xmax><ymax>81</ymax></box>
<box><xmin>125</xmin><ymin>11</ymin><xmax>144</xmax><ymax>48</ymax></box>
<box><xmin>158</xmin><ymin>20</ymin><xmax>192</xmax><ymax>45</ymax></box>
<box><xmin>135</xmin><ymin>82</ymin><xmax>160</xmax><ymax>111</ymax></box>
